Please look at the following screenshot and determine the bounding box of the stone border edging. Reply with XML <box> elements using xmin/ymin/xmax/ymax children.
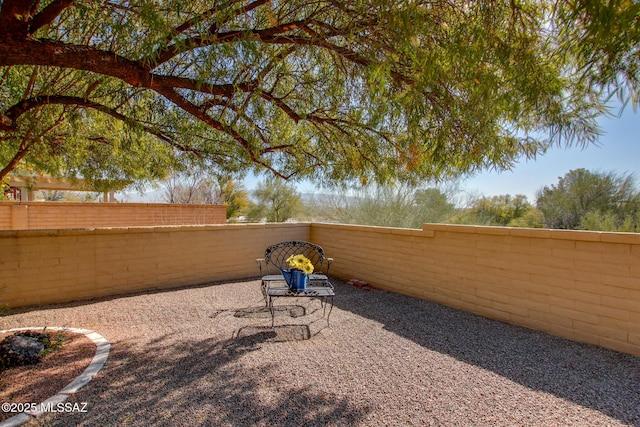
<box><xmin>0</xmin><ymin>327</ymin><xmax>110</xmax><ymax>427</ymax></box>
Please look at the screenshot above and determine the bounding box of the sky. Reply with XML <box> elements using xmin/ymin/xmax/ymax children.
<box><xmin>460</xmin><ymin>105</ymin><xmax>640</xmax><ymax>201</ymax></box>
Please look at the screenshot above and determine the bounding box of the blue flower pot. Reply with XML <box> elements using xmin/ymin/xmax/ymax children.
<box><xmin>280</xmin><ymin>268</ymin><xmax>308</xmax><ymax>292</ymax></box>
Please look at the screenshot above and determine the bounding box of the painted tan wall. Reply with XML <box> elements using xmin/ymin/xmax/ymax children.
<box><xmin>311</xmin><ymin>223</ymin><xmax>640</xmax><ymax>357</ymax></box>
<box><xmin>0</xmin><ymin>202</ymin><xmax>226</xmax><ymax>230</ymax></box>
<box><xmin>0</xmin><ymin>223</ymin><xmax>310</xmax><ymax>308</ymax></box>
<box><xmin>1</xmin><ymin>222</ymin><xmax>638</xmax><ymax>357</ymax></box>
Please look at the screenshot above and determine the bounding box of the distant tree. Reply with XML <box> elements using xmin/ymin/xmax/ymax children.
<box><xmin>217</xmin><ymin>176</ymin><xmax>250</xmax><ymax>220</ymax></box>
<box><xmin>163</xmin><ymin>172</ymin><xmax>219</xmax><ymax>205</ymax></box>
<box><xmin>39</xmin><ymin>190</ymin><xmax>99</xmax><ymax>202</ymax></box>
<box><xmin>450</xmin><ymin>194</ymin><xmax>541</xmax><ymax>227</ymax></box>
<box><xmin>536</xmin><ymin>169</ymin><xmax>640</xmax><ymax>230</ymax></box>
<box><xmin>332</xmin><ymin>185</ymin><xmax>417</xmax><ymax>228</ymax></box>
<box><xmin>163</xmin><ymin>172</ymin><xmax>249</xmax><ymax>219</ymax></box>
<box><xmin>39</xmin><ymin>190</ymin><xmax>65</xmax><ymax>202</ymax></box>
<box><xmin>413</xmin><ymin>188</ymin><xmax>458</xmax><ymax>224</ymax></box>
<box><xmin>580</xmin><ymin>209</ymin><xmax>640</xmax><ymax>232</ymax></box>
<box><xmin>246</xmin><ymin>178</ymin><xmax>302</xmax><ymax>223</ymax></box>
<box><xmin>309</xmin><ymin>183</ymin><xmax>456</xmax><ymax>228</ymax></box>
<box><xmin>506</xmin><ymin>209</ymin><xmax>545</xmax><ymax>229</ymax></box>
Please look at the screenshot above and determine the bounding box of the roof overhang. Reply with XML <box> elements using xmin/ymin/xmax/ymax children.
<box><xmin>6</xmin><ymin>175</ymin><xmax>131</xmax><ymax>192</ymax></box>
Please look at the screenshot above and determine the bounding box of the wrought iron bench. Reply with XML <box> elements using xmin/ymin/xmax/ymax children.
<box><xmin>256</xmin><ymin>240</ymin><xmax>333</xmax><ymax>305</ymax></box>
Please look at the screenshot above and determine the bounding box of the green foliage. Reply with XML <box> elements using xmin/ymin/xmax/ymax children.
<box><xmin>450</xmin><ymin>194</ymin><xmax>541</xmax><ymax>227</ymax></box>
<box><xmin>38</xmin><ymin>329</ymin><xmax>66</xmax><ymax>358</ymax></box>
<box><xmin>554</xmin><ymin>0</ymin><xmax>640</xmax><ymax>107</ymax></box>
<box><xmin>413</xmin><ymin>188</ymin><xmax>459</xmax><ymax>224</ymax></box>
<box><xmin>1</xmin><ymin>1</ymin><xmax>638</xmax><ymax>186</ymax></box>
<box><xmin>579</xmin><ymin>205</ymin><xmax>640</xmax><ymax>232</ymax></box>
<box><xmin>0</xmin><ymin>67</ymin><xmax>182</xmax><ymax>188</ymax></box>
<box><xmin>217</xmin><ymin>176</ymin><xmax>250</xmax><ymax>220</ymax></box>
<box><xmin>0</xmin><ymin>177</ymin><xmax>8</xmax><ymax>200</ymax></box>
<box><xmin>308</xmin><ymin>183</ymin><xmax>457</xmax><ymax>229</ymax></box>
<box><xmin>536</xmin><ymin>169</ymin><xmax>640</xmax><ymax>231</ymax></box>
<box><xmin>507</xmin><ymin>209</ymin><xmax>546</xmax><ymax>229</ymax></box>
<box><xmin>246</xmin><ymin>178</ymin><xmax>302</xmax><ymax>223</ymax></box>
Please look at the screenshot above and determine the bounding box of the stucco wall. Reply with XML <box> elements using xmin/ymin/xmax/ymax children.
<box><xmin>1</xmin><ymin>222</ymin><xmax>639</xmax><ymax>357</ymax></box>
<box><xmin>0</xmin><ymin>202</ymin><xmax>227</xmax><ymax>230</ymax></box>
<box><xmin>0</xmin><ymin>223</ymin><xmax>310</xmax><ymax>308</ymax></box>
<box><xmin>311</xmin><ymin>223</ymin><xmax>640</xmax><ymax>357</ymax></box>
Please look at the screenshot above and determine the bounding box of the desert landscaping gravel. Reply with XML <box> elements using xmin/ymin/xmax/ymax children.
<box><xmin>1</xmin><ymin>278</ymin><xmax>639</xmax><ymax>426</ymax></box>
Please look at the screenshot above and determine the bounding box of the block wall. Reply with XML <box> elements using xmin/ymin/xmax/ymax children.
<box><xmin>0</xmin><ymin>202</ymin><xmax>227</xmax><ymax>230</ymax></box>
<box><xmin>311</xmin><ymin>223</ymin><xmax>640</xmax><ymax>357</ymax></box>
<box><xmin>2</xmin><ymin>221</ymin><xmax>639</xmax><ymax>357</ymax></box>
<box><xmin>0</xmin><ymin>223</ymin><xmax>310</xmax><ymax>308</ymax></box>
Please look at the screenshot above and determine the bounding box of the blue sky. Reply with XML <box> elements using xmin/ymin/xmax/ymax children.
<box><xmin>461</xmin><ymin>105</ymin><xmax>640</xmax><ymax>201</ymax></box>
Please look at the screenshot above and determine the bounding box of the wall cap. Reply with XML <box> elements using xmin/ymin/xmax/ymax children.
<box><xmin>0</xmin><ymin>222</ymin><xmax>314</xmax><ymax>237</ymax></box>
<box><xmin>421</xmin><ymin>223</ymin><xmax>640</xmax><ymax>244</ymax></box>
<box><xmin>2</xmin><ymin>221</ymin><xmax>639</xmax><ymax>244</ymax></box>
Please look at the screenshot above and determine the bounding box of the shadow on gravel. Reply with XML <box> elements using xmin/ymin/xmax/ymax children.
<box><xmin>235</xmin><ymin>325</ymin><xmax>311</xmax><ymax>342</ymax></box>
<box><xmin>333</xmin><ymin>279</ymin><xmax>640</xmax><ymax>426</ymax></box>
<box><xmin>234</xmin><ymin>304</ymin><xmax>306</xmax><ymax>319</ymax></box>
<box><xmin>1</xmin><ymin>278</ymin><xmax>262</xmax><ymax>317</ymax></box>
<box><xmin>47</xmin><ymin>331</ymin><xmax>369</xmax><ymax>426</ymax></box>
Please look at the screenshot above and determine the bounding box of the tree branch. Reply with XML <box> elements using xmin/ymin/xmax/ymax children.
<box><xmin>0</xmin><ymin>39</ymin><xmax>251</xmax><ymax>99</ymax></box>
<box><xmin>0</xmin><ymin>38</ymin><xmax>339</xmax><ymax>175</ymax></box>
<box><xmin>0</xmin><ymin>27</ymin><xmax>416</xmax><ymax>139</ymax></box>
<box><xmin>1</xmin><ymin>95</ymin><xmax>206</xmax><ymax>156</ymax></box>
<box><xmin>0</xmin><ymin>110</ymin><xmax>68</xmax><ymax>181</ymax></box>
<box><xmin>151</xmin><ymin>86</ymin><xmax>287</xmax><ymax>178</ymax></box>
<box><xmin>0</xmin><ymin>0</ymin><xmax>38</xmax><ymax>39</ymax></box>
<box><xmin>257</xmin><ymin>91</ymin><xmax>303</xmax><ymax>122</ymax></box>
<box><xmin>155</xmin><ymin>0</ymin><xmax>272</xmax><ymax>63</ymax></box>
<box><xmin>151</xmin><ymin>19</ymin><xmax>307</xmax><ymax>67</ymax></box>
<box><xmin>0</xmin><ymin>131</ymin><xmax>36</xmax><ymax>181</ymax></box>
<box><xmin>148</xmin><ymin>9</ymin><xmax>416</xmax><ymax>85</ymax></box>
<box><xmin>30</xmin><ymin>0</ymin><xmax>74</xmax><ymax>34</ymax></box>
<box><xmin>0</xmin><ymin>2</ymin><xmax>427</xmax><ymax>182</ymax></box>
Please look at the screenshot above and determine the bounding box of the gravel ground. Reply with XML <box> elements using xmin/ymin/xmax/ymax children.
<box><xmin>0</xmin><ymin>331</ymin><xmax>96</xmax><ymax>422</ymax></box>
<box><xmin>1</xmin><ymin>278</ymin><xmax>639</xmax><ymax>427</ymax></box>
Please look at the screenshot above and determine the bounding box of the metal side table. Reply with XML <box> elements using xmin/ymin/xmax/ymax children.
<box><xmin>267</xmin><ymin>282</ymin><xmax>335</xmax><ymax>327</ymax></box>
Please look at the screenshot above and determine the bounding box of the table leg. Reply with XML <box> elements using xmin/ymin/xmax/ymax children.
<box><xmin>325</xmin><ymin>295</ymin><xmax>334</xmax><ymax>327</ymax></box>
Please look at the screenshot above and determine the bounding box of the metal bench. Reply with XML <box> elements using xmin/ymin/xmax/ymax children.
<box><xmin>256</xmin><ymin>240</ymin><xmax>334</xmax><ymax>306</ymax></box>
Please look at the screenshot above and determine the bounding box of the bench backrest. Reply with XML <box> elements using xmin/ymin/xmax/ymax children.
<box><xmin>262</xmin><ymin>241</ymin><xmax>330</xmax><ymax>275</ymax></box>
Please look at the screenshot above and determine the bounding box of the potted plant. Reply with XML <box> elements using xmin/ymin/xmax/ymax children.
<box><xmin>280</xmin><ymin>254</ymin><xmax>314</xmax><ymax>292</ymax></box>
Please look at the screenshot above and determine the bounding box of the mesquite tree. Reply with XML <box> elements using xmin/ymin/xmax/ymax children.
<box><xmin>0</xmin><ymin>0</ymin><xmax>638</xmax><ymax>187</ymax></box>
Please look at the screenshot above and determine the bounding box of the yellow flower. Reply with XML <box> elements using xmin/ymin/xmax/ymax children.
<box><xmin>287</xmin><ymin>254</ymin><xmax>314</xmax><ymax>274</ymax></box>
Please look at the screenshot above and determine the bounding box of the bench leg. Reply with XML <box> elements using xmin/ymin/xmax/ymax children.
<box><xmin>269</xmin><ymin>295</ymin><xmax>275</xmax><ymax>328</ymax></box>
<box><xmin>261</xmin><ymin>281</ymin><xmax>269</xmax><ymax>306</ymax></box>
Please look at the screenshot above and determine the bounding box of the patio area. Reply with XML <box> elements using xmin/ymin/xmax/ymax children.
<box><xmin>1</xmin><ymin>278</ymin><xmax>639</xmax><ymax>426</ymax></box>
